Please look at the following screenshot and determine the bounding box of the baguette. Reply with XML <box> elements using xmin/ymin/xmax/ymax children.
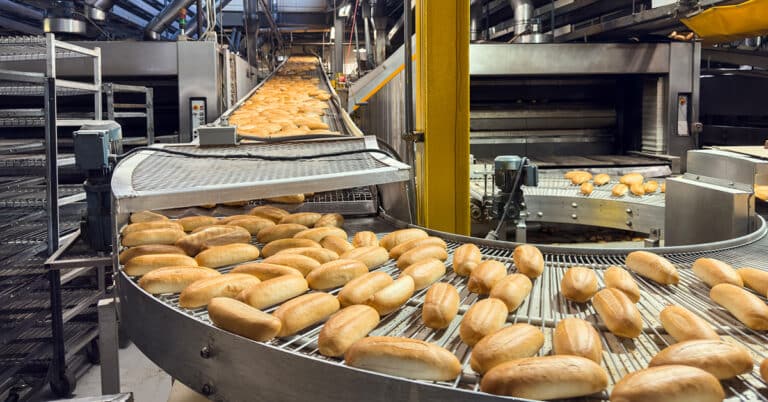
<box><xmin>249</xmin><ymin>205</ymin><xmax>290</xmax><ymax>223</ymax></box>
<box><xmin>422</xmin><ymin>283</ymin><xmax>460</xmax><ymax>329</ymax></box>
<box><xmin>480</xmin><ymin>355</ymin><xmax>608</xmax><ymax>399</ymax></box>
<box><xmin>592</xmin><ymin>288</ymin><xmax>643</xmax><ymax>338</ymax></box>
<box><xmin>118</xmin><ymin>244</ymin><xmax>186</xmax><ymax>264</ymax></box>
<box><xmin>453</xmin><ymin>243</ymin><xmax>482</xmax><ymax>276</ymax></box>
<box><xmin>306</xmin><ymin>259</ymin><xmax>368</xmax><ymax>290</ymax></box>
<box><xmin>659</xmin><ymin>305</ymin><xmax>719</xmax><ymax>342</ymax></box>
<box><xmin>293</xmin><ymin>227</ymin><xmax>347</xmax><ymax>243</ymax></box>
<box><xmin>513</xmin><ymin>244</ymin><xmax>544</xmax><ymax>278</ymax></box>
<box><xmin>318</xmin><ymin>305</ymin><xmax>380</xmax><ymax>357</ymax></box>
<box><xmin>620</xmin><ymin>172</ymin><xmax>644</xmax><ymax>186</ymax></box>
<box><xmin>226</xmin><ymin>216</ymin><xmax>275</xmax><ymax>235</ymax></box>
<box><xmin>612</xmin><ymin>183</ymin><xmax>628</xmax><ymax>197</ymax></box>
<box><xmin>738</xmin><ymin>267</ymin><xmax>768</xmax><ymax>295</ymax></box>
<box><xmin>265</xmin><ymin>194</ymin><xmax>305</xmax><ymax>204</ymax></box>
<box><xmin>314</xmin><ymin>213</ymin><xmax>344</xmax><ymax>228</ymax></box>
<box><xmin>190</xmin><ymin>224</ymin><xmax>230</xmax><ymax>234</ymax></box>
<box><xmin>262</xmin><ymin>254</ymin><xmax>320</xmax><ymax>276</ymax></box>
<box><xmin>580</xmin><ymin>182</ymin><xmax>594</xmax><ymax>195</ymax></box>
<box><xmin>561</xmin><ymin>266</ymin><xmax>599</xmax><ymax>303</ymax></box>
<box><xmin>649</xmin><ymin>339</ymin><xmax>752</xmax><ymax>379</ymax></box>
<box><xmin>396</xmin><ymin>245</ymin><xmax>447</xmax><ymax>269</ymax></box>
<box><xmin>625</xmin><ymin>250</ymin><xmax>679</xmax><ymax>285</ymax></box>
<box><xmin>124</xmin><ymin>254</ymin><xmax>198</xmax><ymax>276</ymax></box>
<box><xmin>130</xmin><ymin>210</ymin><xmax>167</xmax><ymax>223</ymax></box>
<box><xmin>179</xmin><ymin>273</ymin><xmax>261</xmax><ymax>308</ymax></box>
<box><xmin>320</xmin><ymin>236</ymin><xmax>354</xmax><ymax>255</ymax></box>
<box><xmin>610</xmin><ymin>365</ymin><xmax>724</xmax><ymax>402</ymax></box>
<box><xmin>337</xmin><ymin>271</ymin><xmax>393</xmax><ymax>307</ymax></box>
<box><xmin>604</xmin><ymin>266</ymin><xmax>641</xmax><ymax>303</ymax></box>
<box><xmin>272</xmin><ymin>292</ymin><xmax>340</xmax><ymax>337</ymax></box>
<box><xmin>195</xmin><ymin>243</ymin><xmax>260</xmax><ymax>268</ymax></box>
<box><xmin>198</xmin><ymin>227</ymin><xmax>251</xmax><ymax>249</ymax></box>
<box><xmin>207</xmin><ymin>297</ymin><xmax>282</xmax><ymax>341</ymax></box>
<box><xmin>237</xmin><ymin>274</ymin><xmax>309</xmax><ymax>309</ymax></box>
<box><xmin>459</xmin><ymin>298</ymin><xmax>509</xmax><ymax>346</ymax></box>
<box><xmin>257</xmin><ymin>223</ymin><xmax>309</xmax><ymax>243</ymax></box>
<box><xmin>279</xmin><ymin>212</ymin><xmax>322</xmax><ymax>227</ymax></box>
<box><xmin>710</xmin><ymin>283</ymin><xmax>768</xmax><ymax>330</ymax></box>
<box><xmin>121</xmin><ymin>228</ymin><xmax>185</xmax><ymax>247</ymax></box>
<box><xmin>138</xmin><ymin>266</ymin><xmax>221</xmax><ymax>294</ymax></box>
<box><xmin>340</xmin><ymin>246</ymin><xmax>389</xmax><ymax>269</ymax></box>
<box><xmin>553</xmin><ymin>318</ymin><xmax>602</xmax><ymax>363</ymax></box>
<box><xmin>121</xmin><ymin>220</ymin><xmax>183</xmax><ymax>235</ymax></box>
<box><xmin>389</xmin><ymin>237</ymin><xmax>447</xmax><ymax>259</ymax></box>
<box><xmin>593</xmin><ymin>173</ymin><xmax>610</xmax><ymax>186</ymax></box>
<box><xmin>261</xmin><ymin>238</ymin><xmax>321</xmax><ymax>258</ymax></box>
<box><xmin>402</xmin><ymin>258</ymin><xmax>446</xmax><ymax>290</ymax></box>
<box><xmin>175</xmin><ymin>226</ymin><xmax>246</xmax><ymax>255</ymax></box>
<box><xmin>275</xmin><ymin>247</ymin><xmax>339</xmax><ymax>263</ymax></box>
<box><xmin>231</xmin><ymin>262</ymin><xmax>303</xmax><ymax>280</ymax></box>
<box><xmin>352</xmin><ymin>231</ymin><xmax>378</xmax><ymax>247</ymax></box>
<box><xmin>344</xmin><ymin>337</ymin><xmax>461</xmax><ymax>381</ymax></box>
<box><xmin>379</xmin><ymin>228</ymin><xmax>429</xmax><ymax>250</ymax></box>
<box><xmin>761</xmin><ymin>358</ymin><xmax>768</xmax><ymax>382</ymax></box>
<box><xmin>644</xmin><ymin>180</ymin><xmax>659</xmax><ymax>193</ymax></box>
<box><xmin>178</xmin><ymin>216</ymin><xmax>219</xmax><ymax>232</ymax></box>
<box><xmin>468</xmin><ymin>260</ymin><xmax>507</xmax><ymax>295</ymax></box>
<box><xmin>470</xmin><ymin>323</ymin><xmax>544</xmax><ymax>374</ymax></box>
<box><xmin>222</xmin><ymin>200</ymin><xmax>249</xmax><ymax>207</ymax></box>
<box><xmin>629</xmin><ymin>182</ymin><xmax>645</xmax><ymax>196</ymax></box>
<box><xmin>489</xmin><ymin>273</ymin><xmax>532</xmax><ymax>312</ymax></box>
<box><xmin>693</xmin><ymin>258</ymin><xmax>742</xmax><ymax>287</ymax></box>
<box><xmin>365</xmin><ymin>276</ymin><xmax>415</xmax><ymax>315</ymax></box>
<box><xmin>217</xmin><ymin>215</ymin><xmax>254</xmax><ymax>224</ymax></box>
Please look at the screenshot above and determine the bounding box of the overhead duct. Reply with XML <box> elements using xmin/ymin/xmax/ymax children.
<box><xmin>144</xmin><ymin>0</ymin><xmax>196</xmax><ymax>40</ymax></box>
<box><xmin>508</xmin><ymin>0</ymin><xmax>550</xmax><ymax>43</ymax></box>
<box><xmin>185</xmin><ymin>0</ymin><xmax>235</xmax><ymax>37</ymax></box>
<box><xmin>0</xmin><ymin>0</ymin><xmax>44</xmax><ymax>21</ymax></box>
<box><xmin>83</xmin><ymin>0</ymin><xmax>114</xmax><ymax>22</ymax></box>
<box><xmin>44</xmin><ymin>5</ymin><xmax>87</xmax><ymax>35</ymax></box>
<box><xmin>470</xmin><ymin>2</ymin><xmax>484</xmax><ymax>41</ymax></box>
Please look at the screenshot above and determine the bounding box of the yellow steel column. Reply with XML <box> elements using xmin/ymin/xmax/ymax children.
<box><xmin>414</xmin><ymin>0</ymin><xmax>470</xmax><ymax>234</ymax></box>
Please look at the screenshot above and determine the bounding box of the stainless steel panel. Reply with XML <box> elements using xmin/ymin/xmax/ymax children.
<box><xmin>177</xmin><ymin>41</ymin><xmax>219</xmax><ymax>141</ymax></box>
<box><xmin>664</xmin><ymin>42</ymin><xmax>699</xmax><ymax>163</ymax></box>
<box><xmin>641</xmin><ymin>77</ymin><xmax>666</xmax><ymax>154</ymax></box>
<box><xmin>687</xmin><ymin>149</ymin><xmax>768</xmax><ymax>187</ymax></box>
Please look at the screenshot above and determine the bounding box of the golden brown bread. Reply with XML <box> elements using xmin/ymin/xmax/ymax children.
<box><xmin>319</xmin><ymin>236</ymin><xmax>354</xmax><ymax>255</ymax></box>
<box><xmin>249</xmin><ymin>205</ymin><xmax>290</xmax><ymax>223</ymax></box>
<box><xmin>468</xmin><ymin>260</ymin><xmax>507</xmax><ymax>295</ymax></box>
<box><xmin>761</xmin><ymin>358</ymin><xmax>768</xmax><ymax>382</ymax></box>
<box><xmin>261</xmin><ymin>254</ymin><xmax>320</xmax><ymax>276</ymax></box>
<box><xmin>293</xmin><ymin>227</ymin><xmax>347</xmax><ymax>243</ymax></box>
<box><xmin>659</xmin><ymin>305</ymin><xmax>719</xmax><ymax>342</ymax></box>
<box><xmin>553</xmin><ymin>318</ymin><xmax>602</xmax><ymax>363</ymax></box>
<box><xmin>217</xmin><ymin>215</ymin><xmax>253</xmax><ymax>224</ymax></box>
<box><xmin>207</xmin><ymin>297</ymin><xmax>282</xmax><ymax>341</ymax></box>
<box><xmin>237</xmin><ymin>274</ymin><xmax>309</xmax><ymax>309</ymax></box>
<box><xmin>612</xmin><ymin>183</ymin><xmax>629</xmax><ymax>197</ymax></box>
<box><xmin>314</xmin><ymin>213</ymin><xmax>344</xmax><ymax>228</ymax></box>
<box><xmin>401</xmin><ymin>258</ymin><xmax>446</xmax><ymax>290</ymax></box>
<box><xmin>121</xmin><ymin>220</ymin><xmax>182</xmax><ymax>235</ymax></box>
<box><xmin>340</xmin><ymin>246</ymin><xmax>389</xmax><ymax>269</ymax></box>
<box><xmin>592</xmin><ymin>288</ymin><xmax>643</xmax><ymax>338</ymax></box>
<box><xmin>256</xmin><ymin>223</ymin><xmax>309</xmax><ymax>243</ymax></box>
<box><xmin>395</xmin><ymin>245</ymin><xmax>448</xmax><ymax>269</ymax></box>
<box><xmin>692</xmin><ymin>258</ymin><xmax>743</xmax><ymax>287</ymax></box>
<box><xmin>604</xmin><ymin>266</ymin><xmax>641</xmax><ymax>303</ymax></box>
<box><xmin>569</xmin><ymin>171</ymin><xmax>592</xmax><ymax>185</ymax></box>
<box><xmin>513</xmin><ymin>244</ymin><xmax>544</xmax><ymax>278</ymax></box>
<box><xmin>179</xmin><ymin>273</ymin><xmax>261</xmax><ymax>308</ymax></box>
<box><xmin>649</xmin><ymin>339</ymin><xmax>753</xmax><ymax>379</ymax></box>
<box><xmin>561</xmin><ymin>266</ymin><xmax>598</xmax><ymax>303</ymax></box>
<box><xmin>195</xmin><ymin>243</ymin><xmax>260</xmax><ymax>268</ymax></box>
<box><xmin>629</xmin><ymin>182</ymin><xmax>645</xmax><ymax>196</ymax></box>
<box><xmin>610</xmin><ymin>365</ymin><xmax>725</xmax><ymax>402</ymax></box>
<box><xmin>279</xmin><ymin>212</ymin><xmax>322</xmax><ymax>227</ymax></box>
<box><xmin>265</xmin><ymin>194</ymin><xmax>305</xmax><ymax>204</ymax></box>
<box><xmin>710</xmin><ymin>283</ymin><xmax>768</xmax><ymax>330</ymax></box>
<box><xmin>130</xmin><ymin>210</ymin><xmax>167</xmax><ymax>223</ymax></box>
<box><xmin>352</xmin><ymin>231</ymin><xmax>378</xmax><ymax>247</ymax></box>
<box><xmin>337</xmin><ymin>271</ymin><xmax>393</xmax><ymax>307</ymax></box>
<box><xmin>452</xmin><ymin>243</ymin><xmax>482</xmax><ymax>276</ymax></box>
<box><xmin>344</xmin><ymin>336</ymin><xmax>461</xmax><ymax>381</ymax></box>
<box><xmin>178</xmin><ymin>216</ymin><xmax>219</xmax><ymax>232</ymax></box>
<box><xmin>644</xmin><ymin>180</ymin><xmax>659</xmax><ymax>193</ymax></box>
<box><xmin>306</xmin><ymin>259</ymin><xmax>368</xmax><ymax>290</ymax></box>
<box><xmin>272</xmin><ymin>292</ymin><xmax>340</xmax><ymax>337</ymax></box>
<box><xmin>625</xmin><ymin>250</ymin><xmax>679</xmax><ymax>285</ymax></box>
<box><xmin>118</xmin><ymin>244</ymin><xmax>186</xmax><ymax>264</ymax></box>
<box><xmin>738</xmin><ymin>267</ymin><xmax>768</xmax><ymax>295</ymax></box>
<box><xmin>261</xmin><ymin>238</ymin><xmax>321</xmax><ymax>258</ymax></box>
<box><xmin>138</xmin><ymin>266</ymin><xmax>221</xmax><ymax>294</ymax></box>
<box><xmin>365</xmin><ymin>276</ymin><xmax>415</xmax><ymax>315</ymax></box>
<box><xmin>226</xmin><ymin>216</ymin><xmax>275</xmax><ymax>235</ymax></box>
<box><xmin>124</xmin><ymin>254</ymin><xmax>198</xmax><ymax>276</ymax></box>
<box><xmin>318</xmin><ymin>305</ymin><xmax>380</xmax><ymax>357</ymax></box>
<box><xmin>388</xmin><ymin>237</ymin><xmax>447</xmax><ymax>259</ymax></box>
<box><xmin>422</xmin><ymin>282</ymin><xmax>460</xmax><ymax>329</ymax></box>
<box><xmin>175</xmin><ymin>226</ymin><xmax>248</xmax><ymax>255</ymax></box>
<box><xmin>470</xmin><ymin>324</ymin><xmax>544</xmax><ymax>374</ymax></box>
<box><xmin>121</xmin><ymin>228</ymin><xmax>185</xmax><ymax>247</ymax></box>
<box><xmin>620</xmin><ymin>172</ymin><xmax>644</xmax><ymax>186</ymax></box>
<box><xmin>564</xmin><ymin>170</ymin><xmax>589</xmax><ymax>180</ymax></box>
<box><xmin>231</xmin><ymin>262</ymin><xmax>303</xmax><ymax>280</ymax></box>
<box><xmin>480</xmin><ymin>355</ymin><xmax>608</xmax><ymax>399</ymax></box>
<box><xmin>199</xmin><ymin>227</ymin><xmax>251</xmax><ymax>249</ymax></box>
<box><xmin>221</xmin><ymin>200</ymin><xmax>249</xmax><ymax>207</ymax></box>
<box><xmin>593</xmin><ymin>173</ymin><xmax>610</xmax><ymax>186</ymax></box>
<box><xmin>661</xmin><ymin>181</ymin><xmax>666</xmax><ymax>193</ymax></box>
<box><xmin>379</xmin><ymin>228</ymin><xmax>429</xmax><ymax>250</ymax></box>
<box><xmin>580</xmin><ymin>182</ymin><xmax>594</xmax><ymax>195</ymax></box>
<box><xmin>275</xmin><ymin>247</ymin><xmax>339</xmax><ymax>263</ymax></box>
<box><xmin>459</xmin><ymin>298</ymin><xmax>508</xmax><ymax>346</ymax></box>
<box><xmin>489</xmin><ymin>273</ymin><xmax>532</xmax><ymax>312</ymax></box>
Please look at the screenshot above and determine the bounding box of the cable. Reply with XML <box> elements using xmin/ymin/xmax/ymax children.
<box><xmin>376</xmin><ymin>138</ymin><xmax>403</xmax><ymax>162</ymax></box>
<box><xmin>115</xmin><ymin>145</ymin><xmax>395</xmax><ymax>162</ymax></box>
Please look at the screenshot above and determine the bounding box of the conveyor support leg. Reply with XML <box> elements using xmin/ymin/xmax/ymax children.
<box><xmin>98</xmin><ymin>298</ymin><xmax>121</xmax><ymax>395</ymax></box>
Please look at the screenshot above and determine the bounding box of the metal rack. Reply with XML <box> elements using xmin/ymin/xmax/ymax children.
<box><xmin>104</xmin><ymin>83</ymin><xmax>155</xmax><ymax>146</ymax></box>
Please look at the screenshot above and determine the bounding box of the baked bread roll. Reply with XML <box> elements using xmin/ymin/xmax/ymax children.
<box><xmin>130</xmin><ymin>210</ymin><xmax>167</xmax><ymax>223</ymax></box>
<box><xmin>279</xmin><ymin>212</ymin><xmax>322</xmax><ymax>227</ymax></box>
<box><xmin>396</xmin><ymin>245</ymin><xmax>448</xmax><ymax>269</ymax></box>
<box><xmin>604</xmin><ymin>266</ymin><xmax>641</xmax><ymax>303</ymax></box>
<box><xmin>625</xmin><ymin>250</ymin><xmax>679</xmax><ymax>285</ymax></box>
<box><xmin>221</xmin><ymin>200</ymin><xmax>249</xmax><ymax>207</ymax></box>
<box><xmin>761</xmin><ymin>358</ymin><xmax>768</xmax><ymax>382</ymax></box>
<box><xmin>306</xmin><ymin>259</ymin><xmax>368</xmax><ymax>290</ymax></box>
<box><xmin>272</xmin><ymin>292</ymin><xmax>340</xmax><ymax>337</ymax></box>
<box><xmin>692</xmin><ymin>258</ymin><xmax>743</xmax><ymax>287</ymax></box>
<box><xmin>320</xmin><ymin>236</ymin><xmax>354</xmax><ymax>255</ymax></box>
<box><xmin>293</xmin><ymin>227</ymin><xmax>347</xmax><ymax>243</ymax></box>
<box><xmin>262</xmin><ymin>254</ymin><xmax>320</xmax><ymax>276</ymax></box>
<box><xmin>207</xmin><ymin>297</ymin><xmax>282</xmax><ymax>341</ymax></box>
<box><xmin>649</xmin><ymin>339</ymin><xmax>752</xmax><ymax>379</ymax></box>
<box><xmin>513</xmin><ymin>244</ymin><xmax>544</xmax><ymax>278</ymax></box>
<box><xmin>275</xmin><ymin>247</ymin><xmax>339</xmax><ymax>263</ymax></box>
<box><xmin>401</xmin><ymin>258</ymin><xmax>446</xmax><ymax>290</ymax></box>
<box><xmin>178</xmin><ymin>216</ymin><xmax>219</xmax><ymax>232</ymax></box>
<box><xmin>610</xmin><ymin>365</ymin><xmax>724</xmax><ymax>402</ymax></box>
<box><xmin>179</xmin><ymin>273</ymin><xmax>261</xmax><ymax>308</ymax></box>
<box><xmin>422</xmin><ymin>283</ymin><xmax>459</xmax><ymax>329</ymax></box>
<box><xmin>580</xmin><ymin>182</ymin><xmax>594</xmax><ymax>195</ymax></box>
<box><xmin>237</xmin><ymin>274</ymin><xmax>308</xmax><ymax>309</ymax></box>
<box><xmin>265</xmin><ymin>194</ymin><xmax>305</xmax><ymax>204</ymax></box>
<box><xmin>344</xmin><ymin>336</ymin><xmax>461</xmax><ymax>381</ymax></box>
<box><xmin>644</xmin><ymin>180</ymin><xmax>659</xmax><ymax>193</ymax></box>
<box><xmin>314</xmin><ymin>213</ymin><xmax>344</xmax><ymax>228</ymax></box>
<box><xmin>124</xmin><ymin>254</ymin><xmax>198</xmax><ymax>276</ymax></box>
<box><xmin>468</xmin><ymin>260</ymin><xmax>507</xmax><ymax>295</ymax></box>
<box><xmin>489</xmin><ymin>273</ymin><xmax>532</xmax><ymax>312</ymax></box>
<box><xmin>189</xmin><ymin>224</ymin><xmax>229</xmax><ymax>234</ymax></box>
<box><xmin>318</xmin><ymin>305</ymin><xmax>380</xmax><ymax>357</ymax></box>
<box><xmin>659</xmin><ymin>305</ymin><xmax>718</xmax><ymax>342</ymax></box>
<box><xmin>226</xmin><ymin>216</ymin><xmax>275</xmax><ymax>235</ymax></box>
<box><xmin>710</xmin><ymin>283</ymin><xmax>768</xmax><ymax>330</ymax></box>
<box><xmin>554</xmin><ymin>317</ymin><xmax>602</xmax><ymax>363</ymax></box>
<box><xmin>453</xmin><ymin>243</ymin><xmax>482</xmax><ymax>276</ymax></box>
<box><xmin>459</xmin><ymin>298</ymin><xmax>508</xmax><ymax>346</ymax></box>
<box><xmin>261</xmin><ymin>238</ymin><xmax>321</xmax><ymax>258</ymax></box>
<box><xmin>592</xmin><ymin>288</ymin><xmax>643</xmax><ymax>338</ymax></box>
<box><xmin>480</xmin><ymin>355</ymin><xmax>608</xmax><ymax>399</ymax></box>
<box><xmin>593</xmin><ymin>173</ymin><xmax>610</xmax><ymax>186</ymax></box>
<box><xmin>620</xmin><ymin>172</ymin><xmax>644</xmax><ymax>186</ymax></box>
<box><xmin>569</xmin><ymin>172</ymin><xmax>592</xmax><ymax>185</ymax></box>
<box><xmin>612</xmin><ymin>183</ymin><xmax>629</xmax><ymax>197</ymax></box>
<box><xmin>389</xmin><ymin>237</ymin><xmax>446</xmax><ymax>259</ymax></box>
<box><xmin>338</xmin><ymin>271</ymin><xmax>393</xmax><ymax>307</ymax></box>
<box><xmin>118</xmin><ymin>244</ymin><xmax>186</xmax><ymax>264</ymax></box>
<box><xmin>470</xmin><ymin>324</ymin><xmax>544</xmax><ymax>374</ymax></box>
<box><xmin>379</xmin><ymin>228</ymin><xmax>429</xmax><ymax>251</ymax></box>
<box><xmin>352</xmin><ymin>231</ymin><xmax>378</xmax><ymax>247</ymax></box>
<box><xmin>231</xmin><ymin>262</ymin><xmax>303</xmax><ymax>280</ymax></box>
<box><xmin>249</xmin><ymin>205</ymin><xmax>289</xmax><ymax>223</ymax></box>
<box><xmin>199</xmin><ymin>227</ymin><xmax>251</xmax><ymax>249</ymax></box>
<box><xmin>661</xmin><ymin>181</ymin><xmax>666</xmax><ymax>193</ymax></box>
<box><xmin>340</xmin><ymin>246</ymin><xmax>389</xmax><ymax>269</ymax></box>
<box><xmin>122</xmin><ymin>228</ymin><xmax>185</xmax><ymax>247</ymax></box>
<box><xmin>257</xmin><ymin>223</ymin><xmax>309</xmax><ymax>243</ymax></box>
<box><xmin>738</xmin><ymin>267</ymin><xmax>768</xmax><ymax>295</ymax></box>
<box><xmin>121</xmin><ymin>220</ymin><xmax>182</xmax><ymax>235</ymax></box>
<box><xmin>175</xmin><ymin>226</ymin><xmax>249</xmax><ymax>255</ymax></box>
<box><xmin>629</xmin><ymin>182</ymin><xmax>645</xmax><ymax>196</ymax></box>
<box><xmin>564</xmin><ymin>170</ymin><xmax>589</xmax><ymax>180</ymax></box>
<box><xmin>561</xmin><ymin>266</ymin><xmax>599</xmax><ymax>303</ymax></box>
<box><xmin>366</xmin><ymin>276</ymin><xmax>415</xmax><ymax>315</ymax></box>
<box><xmin>138</xmin><ymin>266</ymin><xmax>221</xmax><ymax>294</ymax></box>
<box><xmin>195</xmin><ymin>243</ymin><xmax>260</xmax><ymax>268</ymax></box>
<box><xmin>217</xmin><ymin>215</ymin><xmax>253</xmax><ymax>224</ymax></box>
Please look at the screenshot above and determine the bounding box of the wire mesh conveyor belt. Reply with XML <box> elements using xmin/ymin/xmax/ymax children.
<box><xmin>119</xmin><ymin>216</ymin><xmax>768</xmax><ymax>402</ymax></box>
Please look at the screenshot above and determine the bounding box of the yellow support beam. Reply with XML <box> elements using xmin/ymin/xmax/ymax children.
<box><xmin>414</xmin><ymin>0</ymin><xmax>470</xmax><ymax>234</ymax></box>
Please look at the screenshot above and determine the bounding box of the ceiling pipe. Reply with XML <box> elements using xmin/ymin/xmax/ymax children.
<box><xmin>144</xmin><ymin>0</ymin><xmax>195</xmax><ymax>40</ymax></box>
<box><xmin>0</xmin><ymin>14</ymin><xmax>43</xmax><ymax>34</ymax></box>
<box><xmin>509</xmin><ymin>0</ymin><xmax>550</xmax><ymax>43</ymax></box>
<box><xmin>83</xmin><ymin>0</ymin><xmax>115</xmax><ymax>21</ymax></box>
<box><xmin>0</xmin><ymin>0</ymin><xmax>44</xmax><ymax>20</ymax></box>
<box><xmin>184</xmin><ymin>0</ymin><xmax>234</xmax><ymax>37</ymax></box>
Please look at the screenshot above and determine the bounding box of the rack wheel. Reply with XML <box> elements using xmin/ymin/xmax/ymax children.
<box><xmin>49</xmin><ymin>370</ymin><xmax>76</xmax><ymax>398</ymax></box>
<box><xmin>85</xmin><ymin>338</ymin><xmax>100</xmax><ymax>364</ymax></box>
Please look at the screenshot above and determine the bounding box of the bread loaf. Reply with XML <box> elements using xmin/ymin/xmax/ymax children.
<box><xmin>272</xmin><ymin>292</ymin><xmax>340</xmax><ymax>337</ymax></box>
<box><xmin>468</xmin><ymin>260</ymin><xmax>507</xmax><ymax>295</ymax></box>
<box><xmin>306</xmin><ymin>259</ymin><xmax>368</xmax><ymax>290</ymax></box>
<box><xmin>293</xmin><ymin>227</ymin><xmax>347</xmax><ymax>243</ymax></box>
<box><xmin>338</xmin><ymin>271</ymin><xmax>393</xmax><ymax>307</ymax></box>
<box><xmin>257</xmin><ymin>223</ymin><xmax>310</xmax><ymax>243</ymax></box>
<box><xmin>320</xmin><ymin>236</ymin><xmax>354</xmax><ymax>255</ymax></box>
<box><xmin>221</xmin><ymin>200</ymin><xmax>249</xmax><ymax>207</ymax></box>
<box><xmin>396</xmin><ymin>245</ymin><xmax>448</xmax><ymax>269</ymax></box>
<box><xmin>470</xmin><ymin>324</ymin><xmax>544</xmax><ymax>374</ymax></box>
<box><xmin>649</xmin><ymin>339</ymin><xmax>752</xmax><ymax>379</ymax></box>
<box><xmin>564</xmin><ymin>170</ymin><xmax>589</xmax><ymax>180</ymax></box>
<box><xmin>379</xmin><ymin>228</ymin><xmax>429</xmax><ymax>250</ymax></box>
<box><xmin>352</xmin><ymin>231</ymin><xmax>378</xmax><ymax>247</ymax></box>
<box><xmin>121</xmin><ymin>228</ymin><xmax>185</xmax><ymax>247</ymax></box>
<box><xmin>389</xmin><ymin>237</ymin><xmax>446</xmax><ymax>259</ymax></box>
<box><xmin>199</xmin><ymin>227</ymin><xmax>251</xmax><ymax>249</ymax></box>
<box><xmin>124</xmin><ymin>254</ymin><xmax>198</xmax><ymax>276</ymax></box>
<box><xmin>365</xmin><ymin>276</ymin><xmax>415</xmax><ymax>315</ymax></box>
<box><xmin>620</xmin><ymin>172</ymin><xmax>644</xmax><ymax>186</ymax></box>
<box><xmin>580</xmin><ymin>182</ymin><xmax>594</xmax><ymax>195</ymax></box>
<box><xmin>570</xmin><ymin>172</ymin><xmax>592</xmax><ymax>185</ymax></box>
<box><xmin>593</xmin><ymin>173</ymin><xmax>610</xmax><ymax>186</ymax></box>
<box><xmin>644</xmin><ymin>180</ymin><xmax>659</xmax><ymax>193</ymax></box>
<box><xmin>592</xmin><ymin>288</ymin><xmax>643</xmax><ymax>338</ymax></box>
<box><xmin>604</xmin><ymin>266</ymin><xmax>641</xmax><ymax>303</ymax></box>
<box><xmin>489</xmin><ymin>273</ymin><xmax>532</xmax><ymax>312</ymax></box>
<box><xmin>561</xmin><ymin>267</ymin><xmax>599</xmax><ymax>303</ymax></box>
<box><xmin>453</xmin><ymin>243</ymin><xmax>482</xmax><ymax>276</ymax></box>
<box><xmin>344</xmin><ymin>336</ymin><xmax>461</xmax><ymax>381</ymax></box>
<box><xmin>314</xmin><ymin>213</ymin><xmax>344</xmax><ymax>228</ymax></box>
<box><xmin>610</xmin><ymin>365</ymin><xmax>724</xmax><ymax>402</ymax></box>
<box><xmin>553</xmin><ymin>318</ymin><xmax>602</xmax><ymax>363</ymax></box>
<box><xmin>629</xmin><ymin>182</ymin><xmax>645</xmax><ymax>196</ymax></box>
<box><xmin>279</xmin><ymin>212</ymin><xmax>322</xmax><ymax>227</ymax></box>
<box><xmin>207</xmin><ymin>297</ymin><xmax>282</xmax><ymax>341</ymax></box>
<box><xmin>659</xmin><ymin>305</ymin><xmax>719</xmax><ymax>342</ymax></box>
<box><xmin>460</xmin><ymin>298</ymin><xmax>508</xmax><ymax>346</ymax></box>
<box><xmin>231</xmin><ymin>262</ymin><xmax>303</xmax><ymax>280</ymax></box>
<box><xmin>119</xmin><ymin>244</ymin><xmax>186</xmax><ymax>264</ymax></box>
<box><xmin>226</xmin><ymin>216</ymin><xmax>275</xmax><ymax>235</ymax></box>
<box><xmin>266</xmin><ymin>194</ymin><xmax>305</xmax><ymax>204</ymax></box>
<box><xmin>217</xmin><ymin>214</ymin><xmax>253</xmax><ymax>224</ymax></box>
<box><xmin>195</xmin><ymin>243</ymin><xmax>260</xmax><ymax>268</ymax></box>
<box><xmin>237</xmin><ymin>274</ymin><xmax>309</xmax><ymax>309</ymax></box>
<box><xmin>402</xmin><ymin>258</ymin><xmax>446</xmax><ymax>290</ymax></box>
<box><xmin>261</xmin><ymin>238</ymin><xmax>321</xmax><ymax>258</ymax></box>
<box><xmin>611</xmin><ymin>183</ymin><xmax>628</xmax><ymax>197</ymax></box>
<box><xmin>189</xmin><ymin>224</ymin><xmax>229</xmax><ymax>233</ymax></box>
<box><xmin>179</xmin><ymin>273</ymin><xmax>261</xmax><ymax>308</ymax></box>
<box><xmin>761</xmin><ymin>358</ymin><xmax>768</xmax><ymax>382</ymax></box>
<box><xmin>625</xmin><ymin>250</ymin><xmax>679</xmax><ymax>285</ymax></box>
<box><xmin>692</xmin><ymin>258</ymin><xmax>743</xmax><ymax>287</ymax></box>
<box><xmin>121</xmin><ymin>220</ymin><xmax>182</xmax><ymax>235</ymax></box>
<box><xmin>262</xmin><ymin>254</ymin><xmax>320</xmax><ymax>276</ymax></box>
<box><xmin>275</xmin><ymin>247</ymin><xmax>339</xmax><ymax>263</ymax></box>
<box><xmin>513</xmin><ymin>244</ymin><xmax>544</xmax><ymax>278</ymax></box>
<box><xmin>249</xmin><ymin>205</ymin><xmax>289</xmax><ymax>223</ymax></box>
<box><xmin>175</xmin><ymin>226</ymin><xmax>248</xmax><ymax>255</ymax></box>
<box><xmin>738</xmin><ymin>267</ymin><xmax>768</xmax><ymax>295</ymax></box>
<box><xmin>480</xmin><ymin>355</ymin><xmax>608</xmax><ymax>399</ymax></box>
<box><xmin>130</xmin><ymin>210</ymin><xmax>167</xmax><ymax>223</ymax></box>
<box><xmin>318</xmin><ymin>305</ymin><xmax>380</xmax><ymax>357</ymax></box>
<box><xmin>178</xmin><ymin>216</ymin><xmax>218</xmax><ymax>232</ymax></box>
<box><xmin>138</xmin><ymin>266</ymin><xmax>221</xmax><ymax>294</ymax></box>
<box><xmin>340</xmin><ymin>246</ymin><xmax>389</xmax><ymax>269</ymax></box>
<box><xmin>710</xmin><ymin>283</ymin><xmax>768</xmax><ymax>330</ymax></box>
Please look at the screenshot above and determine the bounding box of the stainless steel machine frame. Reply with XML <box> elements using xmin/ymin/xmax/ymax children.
<box><xmin>104</xmin><ymin>83</ymin><xmax>155</xmax><ymax>146</ymax></box>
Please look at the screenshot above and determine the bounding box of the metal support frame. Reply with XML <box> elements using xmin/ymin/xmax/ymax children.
<box><xmin>98</xmin><ymin>298</ymin><xmax>120</xmax><ymax>395</ymax></box>
<box><xmin>104</xmin><ymin>83</ymin><xmax>156</xmax><ymax>145</ymax></box>
<box><xmin>334</xmin><ymin>17</ymin><xmax>344</xmax><ymax>75</ymax></box>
